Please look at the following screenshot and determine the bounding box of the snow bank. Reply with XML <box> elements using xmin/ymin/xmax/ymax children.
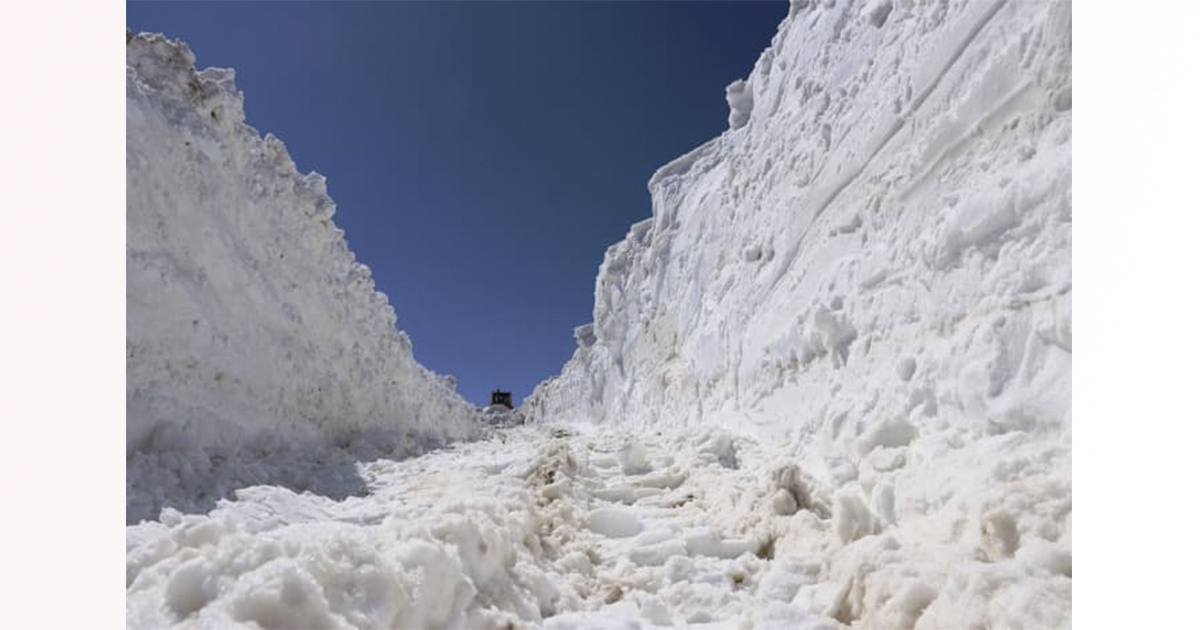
<box><xmin>525</xmin><ymin>0</ymin><xmax>1071</xmax><ymax>626</ymax></box>
<box><xmin>526</xmin><ymin>0</ymin><xmax>1071</xmax><ymax>439</ymax></box>
<box><xmin>127</xmin><ymin>33</ymin><xmax>479</xmax><ymax>520</ymax></box>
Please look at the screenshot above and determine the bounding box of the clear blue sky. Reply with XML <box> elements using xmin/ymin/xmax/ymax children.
<box><xmin>127</xmin><ymin>1</ymin><xmax>787</xmax><ymax>406</ymax></box>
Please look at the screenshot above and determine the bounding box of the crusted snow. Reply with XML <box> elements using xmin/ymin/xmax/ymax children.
<box><xmin>127</xmin><ymin>0</ymin><xmax>1071</xmax><ymax>627</ymax></box>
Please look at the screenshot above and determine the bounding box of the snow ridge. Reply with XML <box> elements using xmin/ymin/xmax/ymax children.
<box><xmin>126</xmin><ymin>33</ymin><xmax>479</xmax><ymax>520</ymax></box>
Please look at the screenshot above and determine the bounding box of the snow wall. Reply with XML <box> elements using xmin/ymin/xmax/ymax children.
<box><xmin>528</xmin><ymin>0</ymin><xmax>1070</xmax><ymax>442</ymax></box>
<box><xmin>526</xmin><ymin>0</ymin><xmax>1071</xmax><ymax>572</ymax></box>
<box><xmin>126</xmin><ymin>34</ymin><xmax>479</xmax><ymax>467</ymax></box>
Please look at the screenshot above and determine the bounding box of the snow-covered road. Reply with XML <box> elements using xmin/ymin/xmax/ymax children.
<box><xmin>126</xmin><ymin>0</ymin><xmax>1071</xmax><ymax>625</ymax></box>
<box><xmin>127</xmin><ymin>425</ymin><xmax>798</xmax><ymax>628</ymax></box>
<box><xmin>127</xmin><ymin>421</ymin><xmax>1069</xmax><ymax>629</ymax></box>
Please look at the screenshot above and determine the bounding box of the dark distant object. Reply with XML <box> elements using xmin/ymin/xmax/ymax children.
<box><xmin>491</xmin><ymin>390</ymin><xmax>513</xmax><ymax>409</ymax></box>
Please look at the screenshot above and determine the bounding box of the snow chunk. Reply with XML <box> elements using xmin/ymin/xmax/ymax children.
<box><xmin>834</xmin><ymin>490</ymin><xmax>880</xmax><ymax>543</ymax></box>
<box><xmin>164</xmin><ymin>556</ymin><xmax>220</xmax><ymax>615</ymax></box>
<box><xmin>897</xmin><ymin>356</ymin><xmax>917</xmax><ymax>382</ymax></box>
<box><xmin>856</xmin><ymin>417</ymin><xmax>918</xmax><ymax>456</ymax></box>
<box><xmin>228</xmin><ymin>558</ymin><xmax>340</xmax><ymax>630</ymax></box>
<box><xmin>588</xmin><ymin>507</ymin><xmax>644</xmax><ymax>538</ymax></box>
<box><xmin>980</xmin><ymin>509</ymin><xmax>1021</xmax><ymax>561</ymax></box>
<box><xmin>574</xmin><ymin>323</ymin><xmax>598</xmax><ymax>349</ymax></box>
<box><xmin>618</xmin><ymin>439</ymin><xmax>651</xmax><ymax>474</ymax></box>
<box><xmin>867</xmin><ymin>0</ymin><xmax>893</xmax><ymax>29</ymax></box>
<box><xmin>772</xmin><ymin>488</ymin><xmax>799</xmax><ymax>516</ymax></box>
<box><xmin>725</xmin><ymin>79</ymin><xmax>754</xmax><ymax>130</ymax></box>
<box><xmin>684</xmin><ymin>528</ymin><xmax>753</xmax><ymax>559</ymax></box>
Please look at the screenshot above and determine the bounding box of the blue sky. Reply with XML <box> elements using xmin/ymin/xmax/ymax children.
<box><xmin>127</xmin><ymin>1</ymin><xmax>787</xmax><ymax>406</ymax></box>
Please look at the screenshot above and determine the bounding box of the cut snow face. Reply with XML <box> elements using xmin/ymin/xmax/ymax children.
<box><xmin>127</xmin><ymin>0</ymin><xmax>1070</xmax><ymax>625</ymax></box>
<box><xmin>524</xmin><ymin>0</ymin><xmax>1072</xmax><ymax>447</ymax></box>
<box><xmin>518</xmin><ymin>0</ymin><xmax>1071</xmax><ymax>625</ymax></box>
<box><xmin>126</xmin><ymin>33</ymin><xmax>480</xmax><ymax>521</ymax></box>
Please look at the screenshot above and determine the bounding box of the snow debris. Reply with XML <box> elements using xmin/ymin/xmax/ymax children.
<box><xmin>588</xmin><ymin>507</ymin><xmax>644</xmax><ymax>539</ymax></box>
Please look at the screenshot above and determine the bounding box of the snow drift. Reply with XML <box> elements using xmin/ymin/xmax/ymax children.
<box><xmin>524</xmin><ymin>0</ymin><xmax>1071</xmax><ymax>625</ymax></box>
<box><xmin>127</xmin><ymin>33</ymin><xmax>478</xmax><ymax>520</ymax></box>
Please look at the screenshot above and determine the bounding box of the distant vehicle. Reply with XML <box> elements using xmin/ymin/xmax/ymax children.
<box><xmin>491</xmin><ymin>390</ymin><xmax>514</xmax><ymax>409</ymax></box>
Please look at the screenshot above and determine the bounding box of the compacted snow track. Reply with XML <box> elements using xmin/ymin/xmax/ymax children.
<box><xmin>128</xmin><ymin>426</ymin><xmax>805</xmax><ymax>628</ymax></box>
<box><xmin>126</xmin><ymin>422</ymin><xmax>1068</xmax><ymax>629</ymax></box>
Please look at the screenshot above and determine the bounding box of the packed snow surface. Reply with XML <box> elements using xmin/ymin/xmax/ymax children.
<box><xmin>127</xmin><ymin>425</ymin><xmax>1069</xmax><ymax>628</ymax></box>
<box><xmin>126</xmin><ymin>33</ymin><xmax>478</xmax><ymax>522</ymax></box>
<box><xmin>127</xmin><ymin>0</ymin><xmax>1071</xmax><ymax>626</ymax></box>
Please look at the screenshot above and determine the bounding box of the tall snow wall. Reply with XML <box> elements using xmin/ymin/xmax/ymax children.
<box><xmin>526</xmin><ymin>0</ymin><xmax>1070</xmax><ymax>450</ymax></box>
<box><xmin>126</xmin><ymin>33</ymin><xmax>479</xmax><ymax>458</ymax></box>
